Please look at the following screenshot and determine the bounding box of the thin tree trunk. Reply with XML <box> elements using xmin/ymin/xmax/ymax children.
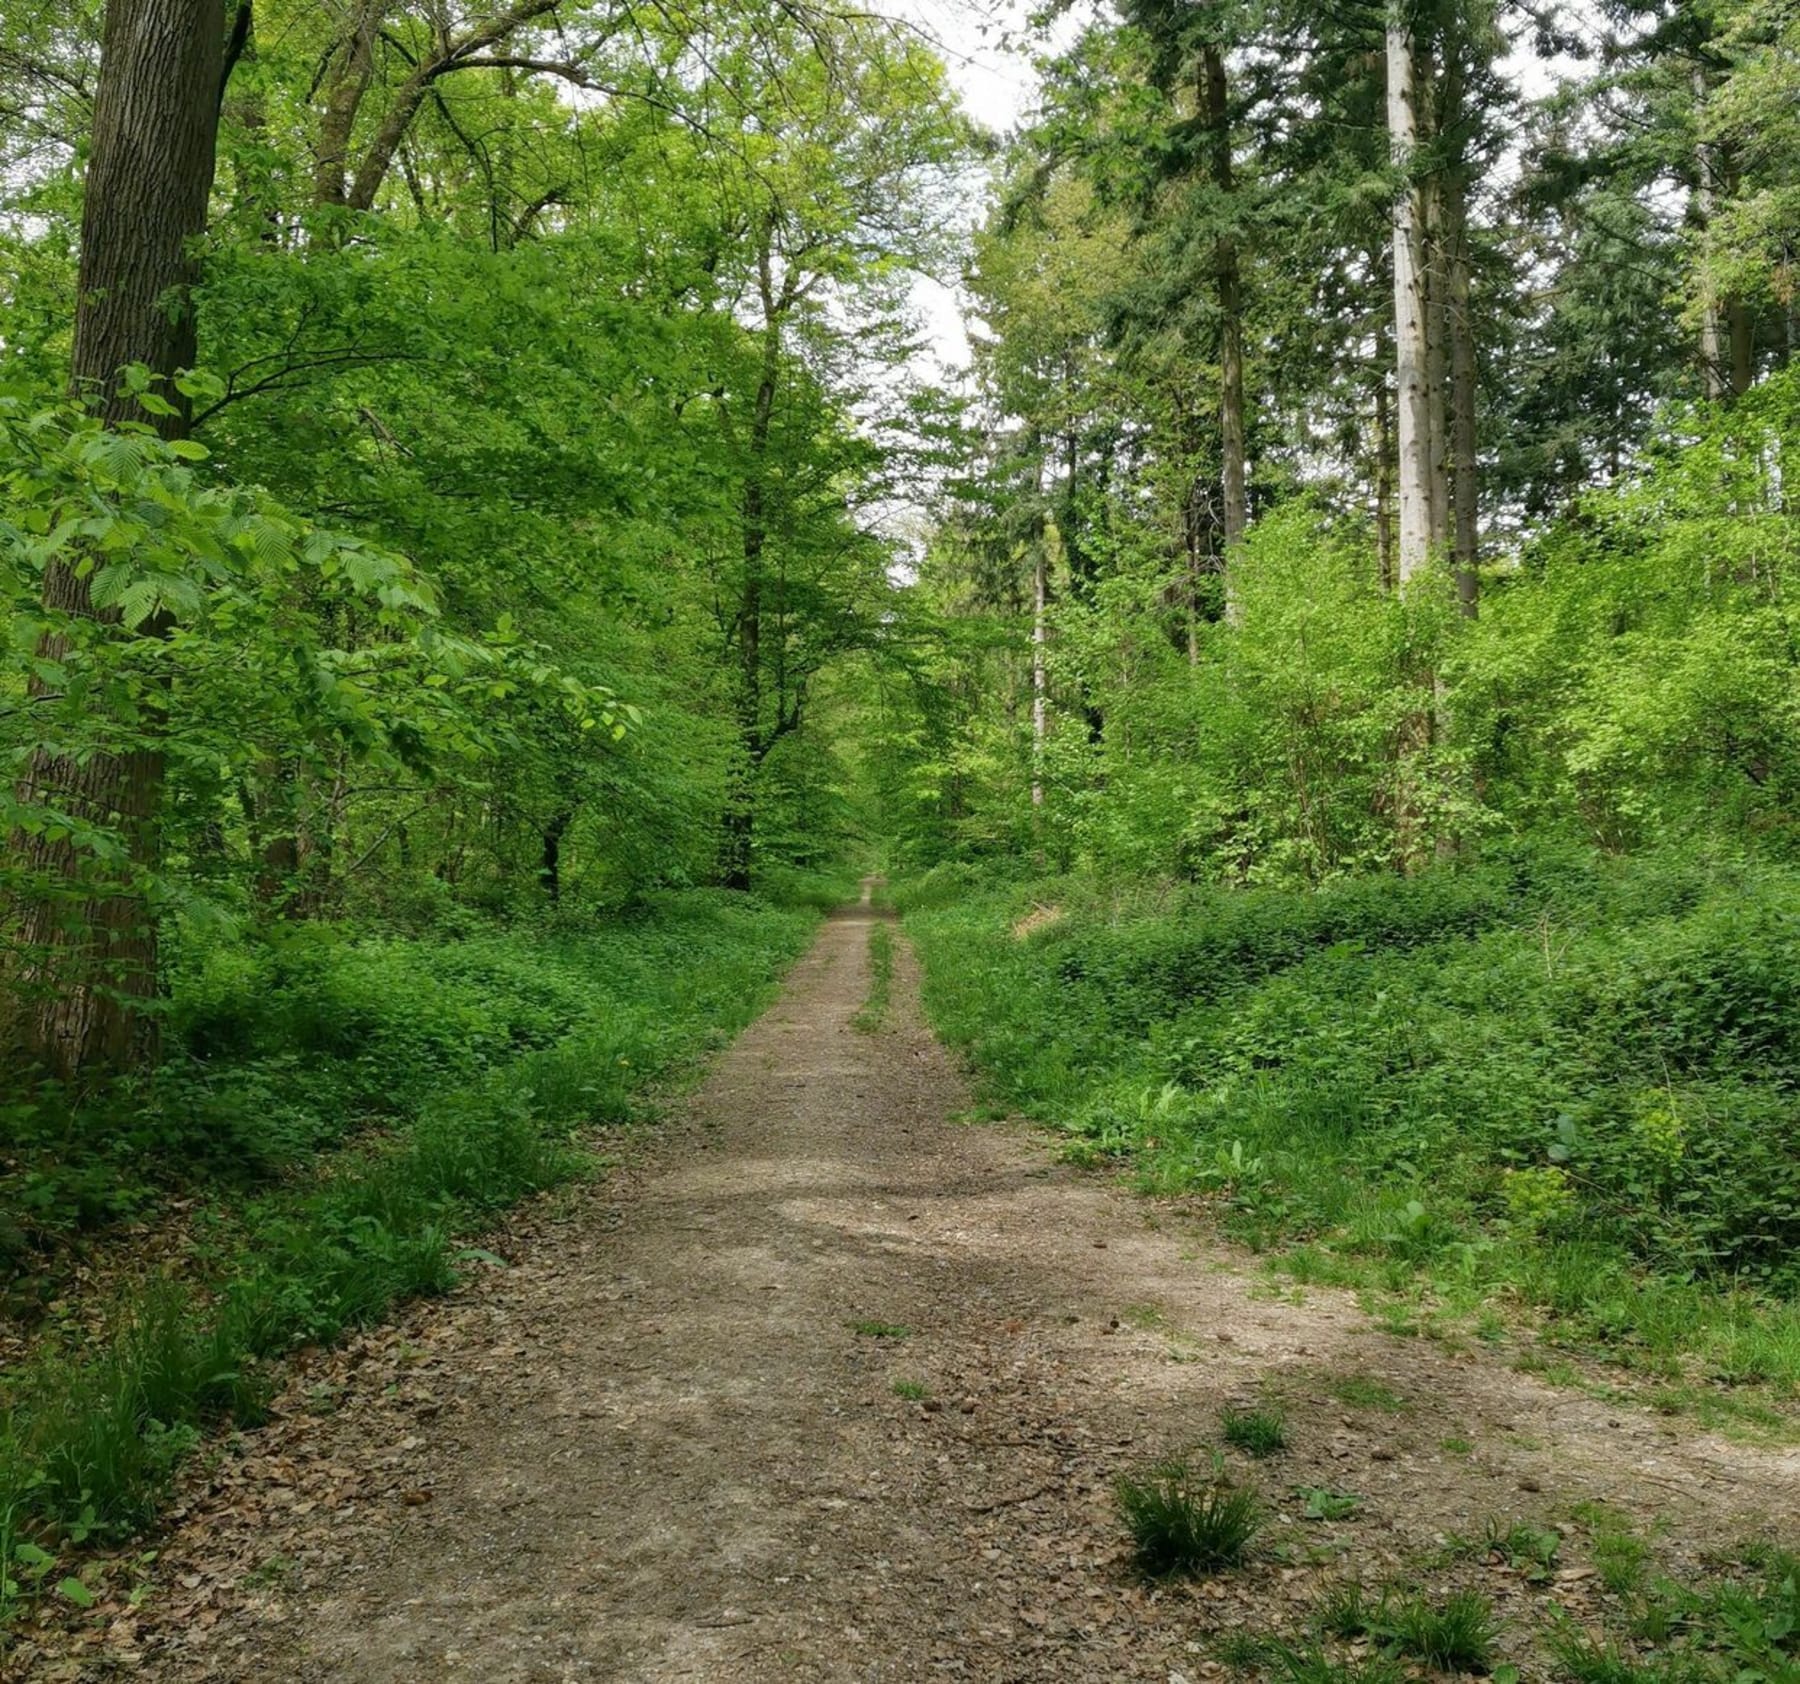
<box><xmin>1423</xmin><ymin>175</ymin><xmax>1451</xmax><ymax>555</ymax></box>
<box><xmin>1445</xmin><ymin>168</ymin><xmax>1479</xmax><ymax>618</ymax></box>
<box><xmin>1693</xmin><ymin>66</ymin><xmax>1728</xmax><ymax>401</ymax></box>
<box><xmin>1203</xmin><ymin>42</ymin><xmax>1248</xmax><ymax>625</ymax></box>
<box><xmin>1032</xmin><ymin>506</ymin><xmax>1051</xmax><ymax>811</ymax></box>
<box><xmin>315</xmin><ymin>1</ymin><xmax>383</xmax><ymax>207</ymax></box>
<box><xmin>719</xmin><ymin>245</ymin><xmax>783</xmax><ymax>893</ymax></box>
<box><xmin>9</xmin><ymin>0</ymin><xmax>228</xmax><ymax>1082</ymax></box>
<box><xmin>540</xmin><ymin>809</ymin><xmax>572</xmax><ymax>904</ymax></box>
<box><xmin>1388</xmin><ymin>17</ymin><xmax>1433</xmax><ymax>589</ymax></box>
<box><xmin>1374</xmin><ymin>372</ymin><xmax>1396</xmax><ymax>593</ymax></box>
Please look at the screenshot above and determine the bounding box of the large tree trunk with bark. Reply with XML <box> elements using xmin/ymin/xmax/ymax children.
<box><xmin>8</xmin><ymin>0</ymin><xmax>228</xmax><ymax>1083</ymax></box>
<box><xmin>315</xmin><ymin>1</ymin><xmax>383</xmax><ymax>207</ymax></box>
<box><xmin>1693</xmin><ymin>66</ymin><xmax>1729</xmax><ymax>401</ymax></box>
<box><xmin>1423</xmin><ymin>204</ymin><xmax>1451</xmax><ymax>554</ymax></box>
<box><xmin>718</xmin><ymin>278</ymin><xmax>782</xmax><ymax>893</ymax></box>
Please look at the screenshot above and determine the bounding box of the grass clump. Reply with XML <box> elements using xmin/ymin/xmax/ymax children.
<box><xmin>1223</xmin><ymin>1404</ymin><xmax>1288</xmax><ymax>1457</ymax></box>
<box><xmin>1330</xmin><ymin>1376</ymin><xmax>1408</xmax><ymax>1413</ymax></box>
<box><xmin>1116</xmin><ymin>1453</ymin><xmax>1262</xmax><ymax>1576</ymax></box>
<box><xmin>848</xmin><ymin>1319</ymin><xmax>911</xmax><ymax>1340</ymax></box>
<box><xmin>1548</xmin><ymin>1629</ymin><xmax>1687</xmax><ymax>1684</ymax></box>
<box><xmin>1215</xmin><ymin>1630</ymin><xmax>1281</xmax><ymax>1670</ymax></box>
<box><xmin>851</xmin><ymin>923</ymin><xmax>895</xmax><ymax>1034</ymax></box>
<box><xmin>1390</xmin><ymin>1589</ymin><xmax>1500</xmax><ymax>1673</ymax></box>
<box><xmin>1277</xmin><ymin>1645</ymin><xmax>1407</xmax><ymax>1684</ymax></box>
<box><xmin>891</xmin><ymin>1378</ymin><xmax>930</xmax><ymax>1400</ymax></box>
<box><xmin>1317</xmin><ymin>1579</ymin><xmax>1378</xmax><ymax>1639</ymax></box>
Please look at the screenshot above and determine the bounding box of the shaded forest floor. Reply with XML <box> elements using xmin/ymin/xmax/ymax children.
<box><xmin>13</xmin><ymin>891</ymin><xmax>1798</xmax><ymax>1681</ymax></box>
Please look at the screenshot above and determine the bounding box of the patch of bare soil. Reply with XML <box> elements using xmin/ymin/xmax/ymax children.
<box><xmin>12</xmin><ymin>898</ymin><xmax>1797</xmax><ymax>1682</ymax></box>
<box><xmin>1010</xmin><ymin>904</ymin><xmax>1064</xmax><ymax>941</ymax></box>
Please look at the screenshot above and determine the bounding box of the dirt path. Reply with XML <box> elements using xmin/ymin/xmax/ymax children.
<box><xmin>25</xmin><ymin>895</ymin><xmax>1798</xmax><ymax>1682</ymax></box>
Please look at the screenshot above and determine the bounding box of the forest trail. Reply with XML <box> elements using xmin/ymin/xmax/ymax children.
<box><xmin>50</xmin><ymin>895</ymin><xmax>1798</xmax><ymax>1683</ymax></box>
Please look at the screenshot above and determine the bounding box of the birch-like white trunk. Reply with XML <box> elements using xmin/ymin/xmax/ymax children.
<box><xmin>1388</xmin><ymin>18</ymin><xmax>1434</xmax><ymax>589</ymax></box>
<box><xmin>1031</xmin><ymin>521</ymin><xmax>1049</xmax><ymax>809</ymax></box>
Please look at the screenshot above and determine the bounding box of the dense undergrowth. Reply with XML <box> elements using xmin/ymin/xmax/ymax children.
<box><xmin>0</xmin><ymin>886</ymin><xmax>827</xmax><ymax>1614</ymax></box>
<box><xmin>902</xmin><ymin>851</ymin><xmax>1800</xmax><ymax>1403</ymax></box>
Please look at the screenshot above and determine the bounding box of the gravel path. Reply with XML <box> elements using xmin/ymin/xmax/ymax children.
<box><xmin>19</xmin><ymin>891</ymin><xmax>1798</xmax><ymax>1682</ymax></box>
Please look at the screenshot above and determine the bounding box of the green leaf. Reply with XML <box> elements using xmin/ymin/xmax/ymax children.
<box><xmin>58</xmin><ymin>1575</ymin><xmax>96</xmax><ymax>1608</ymax></box>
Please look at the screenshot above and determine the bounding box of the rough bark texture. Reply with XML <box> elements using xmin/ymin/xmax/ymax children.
<box><xmin>1729</xmin><ymin>299</ymin><xmax>1754</xmax><ymax>398</ymax></box>
<box><xmin>9</xmin><ymin>0</ymin><xmax>228</xmax><ymax>1082</ymax></box>
<box><xmin>1422</xmin><ymin>173</ymin><xmax>1452</xmax><ymax>555</ymax></box>
<box><xmin>1693</xmin><ymin>66</ymin><xmax>1728</xmax><ymax>402</ymax></box>
<box><xmin>314</xmin><ymin>2</ymin><xmax>383</xmax><ymax>206</ymax></box>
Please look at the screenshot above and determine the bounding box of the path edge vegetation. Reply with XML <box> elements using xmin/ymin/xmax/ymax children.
<box><xmin>895</xmin><ymin>863</ymin><xmax>1800</xmax><ymax>1435</ymax></box>
<box><xmin>0</xmin><ymin>882</ymin><xmax>838</xmax><ymax>1629</ymax></box>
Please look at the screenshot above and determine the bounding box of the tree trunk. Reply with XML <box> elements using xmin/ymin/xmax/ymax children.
<box><xmin>1374</xmin><ymin>372</ymin><xmax>1396</xmax><ymax>593</ymax></box>
<box><xmin>1423</xmin><ymin>176</ymin><xmax>1451</xmax><ymax>556</ymax></box>
<box><xmin>1372</xmin><ymin>275</ymin><xmax>1396</xmax><ymax>592</ymax></box>
<box><xmin>1693</xmin><ymin>65</ymin><xmax>1728</xmax><ymax>401</ymax></box>
<box><xmin>10</xmin><ymin>0</ymin><xmax>228</xmax><ymax>1083</ymax></box>
<box><xmin>719</xmin><ymin>261</ymin><xmax>782</xmax><ymax>893</ymax></box>
<box><xmin>315</xmin><ymin>1</ymin><xmax>383</xmax><ymax>208</ymax></box>
<box><xmin>1203</xmin><ymin>42</ymin><xmax>1248</xmax><ymax>625</ymax></box>
<box><xmin>1445</xmin><ymin>168</ymin><xmax>1479</xmax><ymax>618</ymax></box>
<box><xmin>540</xmin><ymin>809</ymin><xmax>572</xmax><ymax>904</ymax></box>
<box><xmin>1031</xmin><ymin>513</ymin><xmax>1050</xmax><ymax>810</ymax></box>
<box><xmin>1730</xmin><ymin>300</ymin><xmax>1754</xmax><ymax>397</ymax></box>
<box><xmin>1387</xmin><ymin>17</ymin><xmax>1434</xmax><ymax>590</ymax></box>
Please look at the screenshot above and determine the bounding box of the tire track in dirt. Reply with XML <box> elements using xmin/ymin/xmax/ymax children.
<box><xmin>23</xmin><ymin>892</ymin><xmax>1798</xmax><ymax>1682</ymax></box>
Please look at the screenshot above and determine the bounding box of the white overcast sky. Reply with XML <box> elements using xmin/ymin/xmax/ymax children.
<box><xmin>890</xmin><ymin>0</ymin><xmax>1045</xmax><ymax>375</ymax></box>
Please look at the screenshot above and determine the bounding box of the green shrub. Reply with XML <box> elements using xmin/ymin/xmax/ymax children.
<box><xmin>0</xmin><ymin>889</ymin><xmax>817</xmax><ymax>1597</ymax></box>
<box><xmin>905</xmin><ymin>854</ymin><xmax>1800</xmax><ymax>1383</ymax></box>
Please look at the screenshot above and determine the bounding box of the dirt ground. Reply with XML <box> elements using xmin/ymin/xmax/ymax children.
<box><xmin>13</xmin><ymin>890</ymin><xmax>1798</xmax><ymax>1682</ymax></box>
